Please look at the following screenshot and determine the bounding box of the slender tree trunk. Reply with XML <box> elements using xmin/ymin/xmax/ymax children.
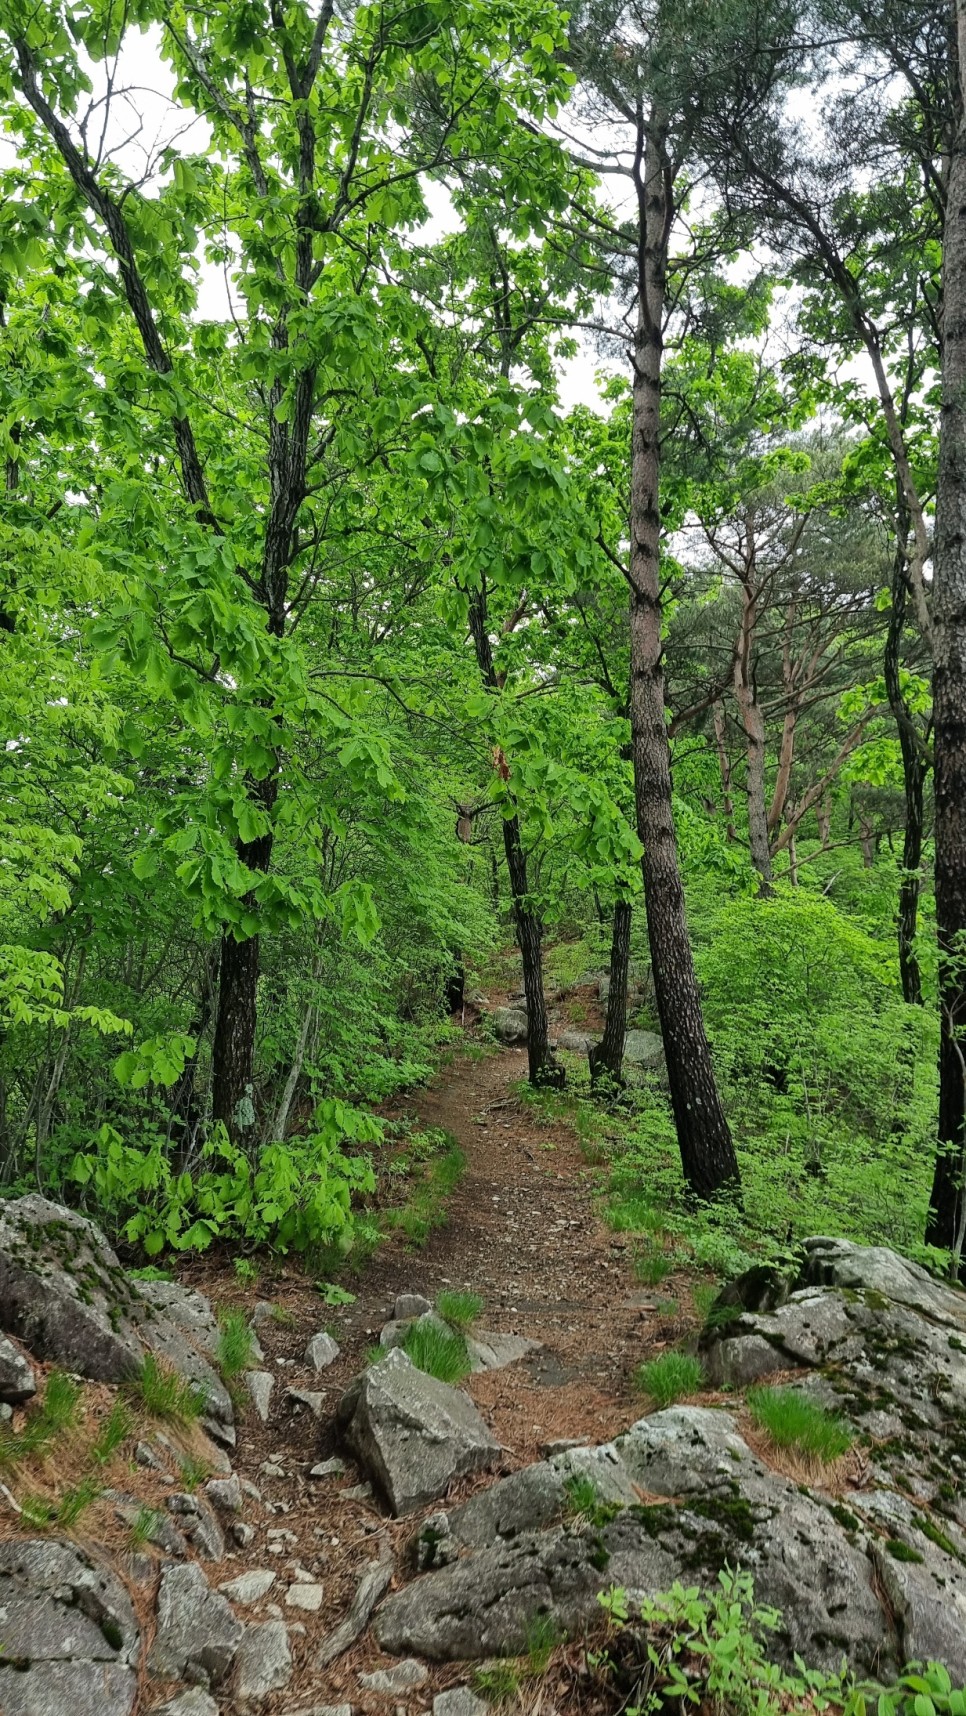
<box><xmin>733</xmin><ymin>530</ymin><xmax>774</xmax><ymax>894</ymax></box>
<box><xmin>270</xmin><ymin>999</ymin><xmax>315</xmax><ymax>1143</ymax></box>
<box><xmin>628</xmin><ymin>117</ymin><xmax>739</xmax><ymax>1199</ymax></box>
<box><xmin>928</xmin><ymin>9</ymin><xmax>966</xmax><ymax>1253</ymax></box>
<box><xmin>816</xmin><ymin>795</ymin><xmax>831</xmax><ymax>849</ymax></box>
<box><xmin>466</xmin><ymin>588</ymin><xmax>562</xmax><ymax>1089</ymax></box>
<box><xmin>712</xmin><ymin>701</ymin><xmax>737</xmax><ymax>840</ymax></box>
<box><xmin>590</xmin><ymin>899</ymin><xmax>631</xmax><ymax>1088</ymax></box>
<box><xmin>884</xmin><ymin>511</ymin><xmax>927</xmax><ymax>1007</ymax></box>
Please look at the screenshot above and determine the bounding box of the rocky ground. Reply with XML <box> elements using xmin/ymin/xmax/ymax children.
<box><xmin>2</xmin><ymin>1019</ymin><xmax>966</xmax><ymax>1716</ymax></box>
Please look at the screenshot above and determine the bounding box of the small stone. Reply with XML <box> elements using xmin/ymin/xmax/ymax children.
<box><xmin>310</xmin><ymin>1457</ymin><xmax>346</xmax><ymax>1478</ymax></box>
<box><xmin>245</xmin><ymin>1370</ymin><xmax>274</xmax><ymax>1423</ymax></box>
<box><xmin>434</xmin><ymin>1691</ymin><xmax>488</xmax><ymax>1716</ymax></box>
<box><xmin>0</xmin><ymin>1332</ymin><xmax>36</xmax><ymax>1404</ymax></box>
<box><xmin>207</xmin><ymin>1474</ymin><xmax>243</xmax><ymax>1513</ymax></box>
<box><xmin>394</xmin><ymin>1293</ymin><xmax>432</xmax><ymax>1320</ymax></box>
<box><xmin>285</xmin><ymin>1582</ymin><xmax>325</xmax><ymax>1612</ymax></box>
<box><xmin>305</xmin><ymin>1330</ymin><xmax>340</xmax><ymax>1369</ymax></box>
<box><xmin>219</xmin><ymin>1569</ymin><xmax>277</xmax><ymax>1603</ymax></box>
<box><xmin>342</xmin><ymin>1481</ymin><xmax>373</xmax><ymax>1502</ymax></box>
<box><xmin>359</xmin><ymin>1659</ymin><xmax>428</xmax><ymax>1693</ymax></box>
<box><xmin>260</xmin><ymin>1460</ymin><xmax>286</xmax><ymax>1479</ymax></box>
<box><xmin>149</xmin><ymin>1560</ymin><xmax>243</xmax><ymax>1684</ymax></box>
<box><xmin>241</xmin><ymin>1479</ymin><xmax>262</xmax><ymax>1501</ymax></box>
<box><xmin>286</xmin><ymin>1386</ymin><xmax>326</xmax><ymax>1418</ymax></box>
<box><xmin>233</xmin><ymin>1521</ymin><xmax>256</xmax><ymax>1548</ymax></box>
<box><xmin>287</xmin><ymin>1707</ymin><xmax>353</xmax><ymax>1716</ymax></box>
<box><xmin>234</xmin><ymin>1619</ymin><xmax>293</xmax><ymax>1698</ymax></box>
<box><xmin>541</xmin><ymin>1437</ymin><xmax>588</xmax><ymax>1458</ymax></box>
<box><xmin>135</xmin><ymin>1439</ymin><xmax>164</xmax><ymax>1470</ymax></box>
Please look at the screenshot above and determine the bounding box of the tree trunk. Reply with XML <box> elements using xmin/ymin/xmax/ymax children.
<box><xmin>816</xmin><ymin>795</ymin><xmax>831</xmax><ymax>849</ymax></box>
<box><xmin>884</xmin><ymin>512</ymin><xmax>927</xmax><ymax>1007</ymax></box>
<box><xmin>733</xmin><ymin>527</ymin><xmax>774</xmax><ymax>894</ymax></box>
<box><xmin>628</xmin><ymin>116</ymin><xmax>740</xmax><ymax>1199</ymax></box>
<box><xmin>466</xmin><ymin>588</ymin><xmax>562</xmax><ymax>1089</ymax></box>
<box><xmin>590</xmin><ymin>899</ymin><xmax>631</xmax><ymax>1088</ymax></box>
<box><xmin>928</xmin><ymin>9</ymin><xmax>966</xmax><ymax>1254</ymax></box>
<box><xmin>211</xmin><ymin>779</ymin><xmax>277</xmax><ymax>1141</ymax></box>
<box><xmin>712</xmin><ymin>701</ymin><xmax>737</xmax><ymax>840</ymax></box>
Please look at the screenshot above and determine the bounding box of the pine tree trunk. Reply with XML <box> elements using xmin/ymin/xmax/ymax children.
<box><xmin>590</xmin><ymin>899</ymin><xmax>631</xmax><ymax>1088</ymax></box>
<box><xmin>927</xmin><ymin>11</ymin><xmax>966</xmax><ymax>1256</ymax></box>
<box><xmin>628</xmin><ymin>117</ymin><xmax>740</xmax><ymax>1200</ymax></box>
<box><xmin>712</xmin><ymin>701</ymin><xmax>737</xmax><ymax>840</ymax></box>
<box><xmin>884</xmin><ymin>509</ymin><xmax>927</xmax><ymax>1007</ymax></box>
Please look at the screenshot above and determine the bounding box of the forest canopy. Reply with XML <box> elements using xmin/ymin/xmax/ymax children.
<box><xmin>0</xmin><ymin>0</ymin><xmax>964</xmax><ymax>1276</ymax></box>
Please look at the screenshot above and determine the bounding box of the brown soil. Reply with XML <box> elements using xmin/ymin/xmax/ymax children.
<box><xmin>1</xmin><ymin>1036</ymin><xmax>708</xmax><ymax>1715</ymax></box>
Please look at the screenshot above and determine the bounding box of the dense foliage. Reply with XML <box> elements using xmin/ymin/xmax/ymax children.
<box><xmin>0</xmin><ymin>0</ymin><xmax>962</xmax><ymax>1272</ymax></box>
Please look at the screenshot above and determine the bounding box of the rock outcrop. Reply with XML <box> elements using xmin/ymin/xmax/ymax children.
<box><xmin>0</xmin><ymin>1538</ymin><xmax>140</xmax><ymax>1716</ymax></box>
<box><xmin>0</xmin><ymin>1196</ymin><xmax>233</xmax><ymax>1437</ymax></box>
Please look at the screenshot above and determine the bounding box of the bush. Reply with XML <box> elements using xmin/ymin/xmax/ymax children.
<box><xmin>70</xmin><ymin>1099</ymin><xmax>379</xmax><ymax>1258</ymax></box>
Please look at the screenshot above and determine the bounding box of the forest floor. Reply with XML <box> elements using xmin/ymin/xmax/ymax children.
<box><xmin>169</xmin><ymin>1028</ymin><xmax>711</xmax><ymax>1714</ymax></box>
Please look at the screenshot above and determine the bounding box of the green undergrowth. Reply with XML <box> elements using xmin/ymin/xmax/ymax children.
<box><xmin>637</xmin><ymin>1351</ymin><xmax>705</xmax><ymax>1408</ymax></box>
<box><xmin>592</xmin><ymin>1567</ymin><xmax>966</xmax><ymax>1716</ymax></box>
<box><xmin>0</xmin><ymin>1370</ymin><xmax>82</xmax><ymax>1465</ymax></box>
<box><xmin>747</xmin><ymin>1386</ymin><xmax>853</xmax><ymax>1462</ymax></box>
<box><xmin>0</xmin><ymin>1377</ymin><xmax>134</xmax><ymax>1535</ymax></box>
<box><xmin>380</xmin><ymin>1126</ymin><xmax>466</xmax><ymax>1248</ymax></box>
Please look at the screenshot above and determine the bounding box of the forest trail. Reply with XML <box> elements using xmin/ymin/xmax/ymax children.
<box><xmin>179</xmin><ymin>1037</ymin><xmax>693</xmax><ymax>1710</ymax></box>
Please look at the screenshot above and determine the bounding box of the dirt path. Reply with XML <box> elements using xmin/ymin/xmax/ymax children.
<box><xmin>179</xmin><ymin>1040</ymin><xmax>694</xmax><ymax>1712</ymax></box>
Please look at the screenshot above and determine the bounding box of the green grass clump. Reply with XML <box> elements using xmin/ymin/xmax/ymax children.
<box><xmin>525</xmin><ymin>1611</ymin><xmax>564</xmax><ymax>1674</ymax></box>
<box><xmin>126</xmin><ymin>1353</ymin><xmax>207</xmax><ymax>1426</ymax></box>
<box><xmin>178</xmin><ymin>1454</ymin><xmax>212</xmax><ymax>1492</ymax></box>
<box><xmin>402</xmin><ymin>1318</ymin><xmax>471</xmax><ymax>1384</ymax></box>
<box><xmin>216</xmin><ymin>1307</ymin><xmax>257</xmax><ymax>1380</ymax></box>
<box><xmin>474</xmin><ymin>1660</ymin><xmax>521</xmax><ymax>1703</ymax></box>
<box><xmin>634</xmin><ymin>1245</ymin><xmax>675</xmax><ymax>1287</ymax></box>
<box><xmin>91</xmin><ymin>1400</ymin><xmax>132</xmax><ymax>1465</ymax></box>
<box><xmin>436</xmin><ymin>1289</ymin><xmax>484</xmax><ymax>1330</ymax></box>
<box><xmin>564</xmin><ymin>1471</ymin><xmax>622</xmax><ymax>1528</ymax></box>
<box><xmin>128</xmin><ymin>1504</ymin><xmax>162</xmax><ymax>1549</ymax></box>
<box><xmin>636</xmin><ymin>1351</ymin><xmax>705</xmax><ymax>1408</ymax></box>
<box><xmin>0</xmin><ymin>1370</ymin><xmax>82</xmax><ymax>1466</ymax></box>
<box><xmin>383</xmin><ymin>1139</ymin><xmax>467</xmax><ymax>1249</ymax></box>
<box><xmin>746</xmin><ymin>1386</ymin><xmax>853</xmax><ymax>1462</ymax></box>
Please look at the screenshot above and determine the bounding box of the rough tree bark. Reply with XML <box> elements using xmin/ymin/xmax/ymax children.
<box><xmin>628</xmin><ymin>114</ymin><xmax>740</xmax><ymax>1198</ymax></box>
<box><xmin>712</xmin><ymin>701</ymin><xmax>737</xmax><ymax>840</ymax></box>
<box><xmin>589</xmin><ymin>899</ymin><xmax>631</xmax><ymax>1088</ymax></box>
<box><xmin>467</xmin><ymin>589</ymin><xmax>563</xmax><ymax>1090</ymax></box>
<box><xmin>884</xmin><ymin>503</ymin><xmax>927</xmax><ymax>1007</ymax></box>
<box><xmin>732</xmin><ymin>526</ymin><xmax>774</xmax><ymax>894</ymax></box>
<box><xmin>927</xmin><ymin>0</ymin><xmax>966</xmax><ymax>1255</ymax></box>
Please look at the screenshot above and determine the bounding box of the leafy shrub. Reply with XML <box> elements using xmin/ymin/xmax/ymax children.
<box><xmin>436</xmin><ymin>1289</ymin><xmax>483</xmax><ymax>1330</ymax></box>
<box><xmin>596</xmin><ymin>1569</ymin><xmax>966</xmax><ymax>1716</ymax></box>
<box><xmin>636</xmin><ymin>1352</ymin><xmax>704</xmax><ymax>1408</ymax></box>
<box><xmin>746</xmin><ymin>1385</ymin><xmax>853</xmax><ymax>1462</ymax></box>
<box><xmin>70</xmin><ymin>1098</ymin><xmax>379</xmax><ymax>1258</ymax></box>
<box><xmin>401</xmin><ymin>1319</ymin><xmax>471</xmax><ymax>1384</ymax></box>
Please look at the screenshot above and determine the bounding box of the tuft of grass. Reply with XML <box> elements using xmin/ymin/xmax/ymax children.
<box><xmin>436</xmin><ymin>1289</ymin><xmax>484</xmax><ymax>1331</ymax></box>
<box><xmin>525</xmin><ymin>1611</ymin><xmax>564</xmax><ymax>1675</ymax></box>
<box><xmin>126</xmin><ymin>1353</ymin><xmax>207</xmax><ymax>1427</ymax></box>
<box><xmin>91</xmin><ymin>1400</ymin><xmax>132</xmax><ymax>1466</ymax></box>
<box><xmin>474</xmin><ymin>1660</ymin><xmax>522</xmax><ymax>1703</ymax></box>
<box><xmin>0</xmin><ymin>1370</ymin><xmax>82</xmax><ymax>1466</ymax></box>
<box><xmin>178</xmin><ymin>1454</ymin><xmax>212</xmax><ymax>1492</ymax></box>
<box><xmin>636</xmin><ymin>1351</ymin><xmax>705</xmax><ymax>1409</ymax></box>
<box><xmin>383</xmin><ymin>1138</ymin><xmax>467</xmax><ymax>1250</ymax></box>
<box><xmin>402</xmin><ymin>1318</ymin><xmax>471</xmax><ymax>1384</ymax></box>
<box><xmin>746</xmin><ymin>1386</ymin><xmax>853</xmax><ymax>1462</ymax></box>
<box><xmin>633</xmin><ymin>1246</ymin><xmax>675</xmax><ymax>1287</ymax></box>
<box><xmin>217</xmin><ymin>1307</ymin><xmax>257</xmax><ymax>1380</ymax></box>
<box><xmin>564</xmin><ymin>1472</ymin><xmax>622</xmax><ymax>1529</ymax></box>
<box><xmin>128</xmin><ymin>1504</ymin><xmax>162</xmax><ymax>1549</ymax></box>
